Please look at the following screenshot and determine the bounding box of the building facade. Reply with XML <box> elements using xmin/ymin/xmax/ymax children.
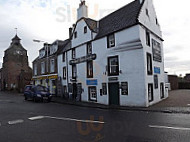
<box><xmin>58</xmin><ymin>0</ymin><xmax>168</xmax><ymax>107</ymax></box>
<box><xmin>0</xmin><ymin>34</ymin><xmax>32</xmax><ymax>91</ymax></box>
<box><xmin>32</xmin><ymin>40</ymin><xmax>70</xmax><ymax>96</ymax></box>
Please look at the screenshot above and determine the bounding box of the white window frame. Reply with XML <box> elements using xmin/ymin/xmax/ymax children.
<box><xmin>41</xmin><ymin>62</ymin><xmax>45</xmax><ymax>74</ymax></box>
<box><xmin>50</xmin><ymin>59</ymin><xmax>55</xmax><ymax>73</ymax></box>
<box><xmin>88</xmin><ymin>86</ymin><xmax>97</xmax><ymax>101</ymax></box>
<box><xmin>34</xmin><ymin>64</ymin><xmax>37</xmax><ymax>75</ymax></box>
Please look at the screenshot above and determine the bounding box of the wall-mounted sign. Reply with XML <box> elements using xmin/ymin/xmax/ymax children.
<box><xmin>102</xmin><ymin>83</ymin><xmax>107</xmax><ymax>95</ymax></box>
<box><xmin>86</xmin><ymin>79</ymin><xmax>98</xmax><ymax>86</ymax></box>
<box><xmin>69</xmin><ymin>54</ymin><xmax>96</xmax><ymax>65</ymax></box>
<box><xmin>108</xmin><ymin>77</ymin><xmax>118</xmax><ymax>82</ymax></box>
<box><xmin>121</xmin><ymin>82</ymin><xmax>128</xmax><ymax>95</ymax></box>
<box><xmin>154</xmin><ymin>67</ymin><xmax>161</xmax><ymax>74</ymax></box>
<box><xmin>152</xmin><ymin>39</ymin><xmax>162</xmax><ymax>62</ymax></box>
<box><xmin>77</xmin><ymin>83</ymin><xmax>82</xmax><ymax>95</ymax></box>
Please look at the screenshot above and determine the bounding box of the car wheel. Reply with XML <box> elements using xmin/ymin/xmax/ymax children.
<box><xmin>48</xmin><ymin>98</ymin><xmax>51</xmax><ymax>102</ymax></box>
<box><xmin>33</xmin><ymin>97</ymin><xmax>37</xmax><ymax>102</ymax></box>
<box><xmin>24</xmin><ymin>95</ymin><xmax>27</xmax><ymax>100</ymax></box>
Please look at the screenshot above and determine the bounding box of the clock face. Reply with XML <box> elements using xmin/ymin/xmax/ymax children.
<box><xmin>16</xmin><ymin>50</ymin><xmax>23</xmax><ymax>55</ymax></box>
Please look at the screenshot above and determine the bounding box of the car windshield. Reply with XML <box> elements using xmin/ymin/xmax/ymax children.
<box><xmin>36</xmin><ymin>86</ymin><xmax>48</xmax><ymax>92</ymax></box>
<box><xmin>25</xmin><ymin>86</ymin><xmax>31</xmax><ymax>91</ymax></box>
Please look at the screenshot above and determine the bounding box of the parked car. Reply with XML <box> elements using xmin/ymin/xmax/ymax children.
<box><xmin>24</xmin><ymin>85</ymin><xmax>52</xmax><ymax>102</ymax></box>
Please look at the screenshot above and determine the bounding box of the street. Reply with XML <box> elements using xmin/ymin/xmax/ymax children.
<box><xmin>0</xmin><ymin>92</ymin><xmax>190</xmax><ymax>142</ymax></box>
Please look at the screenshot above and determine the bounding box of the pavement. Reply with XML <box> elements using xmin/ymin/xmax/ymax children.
<box><xmin>51</xmin><ymin>89</ymin><xmax>190</xmax><ymax>114</ymax></box>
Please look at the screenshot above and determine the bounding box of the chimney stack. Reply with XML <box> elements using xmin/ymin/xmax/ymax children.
<box><xmin>69</xmin><ymin>27</ymin><xmax>73</xmax><ymax>38</ymax></box>
<box><xmin>77</xmin><ymin>0</ymin><xmax>88</xmax><ymax>20</ymax></box>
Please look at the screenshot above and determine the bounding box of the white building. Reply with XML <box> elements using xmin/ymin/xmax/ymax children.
<box><xmin>57</xmin><ymin>0</ymin><xmax>168</xmax><ymax>107</ymax></box>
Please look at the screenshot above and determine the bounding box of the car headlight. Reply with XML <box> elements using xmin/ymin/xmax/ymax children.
<box><xmin>37</xmin><ymin>94</ymin><xmax>41</xmax><ymax>97</ymax></box>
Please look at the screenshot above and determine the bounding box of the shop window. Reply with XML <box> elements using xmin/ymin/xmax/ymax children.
<box><xmin>107</xmin><ymin>34</ymin><xmax>115</xmax><ymax>48</ymax></box>
<box><xmin>160</xmin><ymin>83</ymin><xmax>164</xmax><ymax>99</ymax></box>
<box><xmin>148</xmin><ymin>84</ymin><xmax>153</xmax><ymax>102</ymax></box>
<box><xmin>87</xmin><ymin>61</ymin><xmax>93</xmax><ymax>78</ymax></box>
<box><xmin>147</xmin><ymin>53</ymin><xmax>153</xmax><ymax>75</ymax></box>
<box><xmin>87</xmin><ymin>42</ymin><xmax>92</xmax><ymax>55</ymax></box>
<box><xmin>88</xmin><ymin>86</ymin><xmax>97</xmax><ymax>101</ymax></box>
<box><xmin>146</xmin><ymin>31</ymin><xmax>150</xmax><ymax>46</ymax></box>
<box><xmin>108</xmin><ymin>56</ymin><xmax>119</xmax><ymax>76</ymax></box>
<box><xmin>63</xmin><ymin>67</ymin><xmax>66</xmax><ymax>80</ymax></box>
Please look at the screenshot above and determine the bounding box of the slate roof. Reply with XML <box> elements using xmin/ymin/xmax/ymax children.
<box><xmin>84</xmin><ymin>18</ymin><xmax>98</xmax><ymax>33</ymax></box>
<box><xmin>57</xmin><ymin>39</ymin><xmax>71</xmax><ymax>55</ymax></box>
<box><xmin>95</xmin><ymin>0</ymin><xmax>143</xmax><ymax>39</ymax></box>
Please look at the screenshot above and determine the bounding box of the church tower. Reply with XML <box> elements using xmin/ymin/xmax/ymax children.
<box><xmin>1</xmin><ymin>34</ymin><xmax>32</xmax><ymax>91</ymax></box>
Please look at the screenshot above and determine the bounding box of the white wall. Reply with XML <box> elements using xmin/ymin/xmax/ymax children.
<box><xmin>72</xmin><ymin>19</ymin><xmax>92</xmax><ymax>48</ymax></box>
<box><xmin>139</xmin><ymin>0</ymin><xmax>168</xmax><ymax>106</ymax></box>
<box><xmin>138</xmin><ymin>0</ymin><xmax>162</xmax><ymax>37</ymax></box>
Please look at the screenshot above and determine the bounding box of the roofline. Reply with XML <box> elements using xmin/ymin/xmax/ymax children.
<box><xmin>99</xmin><ymin>0</ymin><xmax>140</xmax><ymax>22</ymax></box>
<box><xmin>138</xmin><ymin>23</ymin><xmax>164</xmax><ymax>41</ymax></box>
<box><xmin>95</xmin><ymin>23</ymin><xmax>139</xmax><ymax>40</ymax></box>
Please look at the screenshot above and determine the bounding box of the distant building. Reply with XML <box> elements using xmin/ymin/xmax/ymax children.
<box><xmin>32</xmin><ymin>40</ymin><xmax>70</xmax><ymax>96</ymax></box>
<box><xmin>168</xmin><ymin>75</ymin><xmax>178</xmax><ymax>90</ymax></box>
<box><xmin>184</xmin><ymin>74</ymin><xmax>190</xmax><ymax>82</ymax></box>
<box><xmin>0</xmin><ymin>34</ymin><xmax>32</xmax><ymax>91</ymax></box>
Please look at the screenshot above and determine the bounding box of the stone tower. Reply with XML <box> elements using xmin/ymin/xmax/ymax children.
<box><xmin>1</xmin><ymin>34</ymin><xmax>32</xmax><ymax>91</ymax></box>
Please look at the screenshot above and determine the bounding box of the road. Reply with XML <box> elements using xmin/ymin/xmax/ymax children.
<box><xmin>0</xmin><ymin>91</ymin><xmax>190</xmax><ymax>142</ymax></box>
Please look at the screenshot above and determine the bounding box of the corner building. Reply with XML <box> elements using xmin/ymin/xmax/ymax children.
<box><xmin>57</xmin><ymin>0</ymin><xmax>168</xmax><ymax>107</ymax></box>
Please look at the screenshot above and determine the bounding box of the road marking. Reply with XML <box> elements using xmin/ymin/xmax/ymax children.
<box><xmin>149</xmin><ymin>125</ymin><xmax>190</xmax><ymax>131</ymax></box>
<box><xmin>28</xmin><ymin>116</ymin><xmax>45</xmax><ymax>120</ymax></box>
<box><xmin>28</xmin><ymin>116</ymin><xmax>105</xmax><ymax>124</ymax></box>
<box><xmin>8</xmin><ymin>119</ymin><xmax>24</xmax><ymax>125</ymax></box>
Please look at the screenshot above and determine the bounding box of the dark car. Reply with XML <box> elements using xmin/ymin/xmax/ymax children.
<box><xmin>24</xmin><ymin>85</ymin><xmax>52</xmax><ymax>102</ymax></box>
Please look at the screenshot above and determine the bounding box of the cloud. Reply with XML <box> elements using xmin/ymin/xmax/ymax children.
<box><xmin>0</xmin><ymin>0</ymin><xmax>190</xmax><ymax>76</ymax></box>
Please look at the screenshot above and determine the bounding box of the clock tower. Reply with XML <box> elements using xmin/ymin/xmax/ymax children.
<box><xmin>0</xmin><ymin>34</ymin><xmax>32</xmax><ymax>91</ymax></box>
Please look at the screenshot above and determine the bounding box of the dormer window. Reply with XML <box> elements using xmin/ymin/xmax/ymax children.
<box><xmin>84</xmin><ymin>26</ymin><xmax>87</xmax><ymax>34</ymax></box>
<box><xmin>74</xmin><ymin>32</ymin><xmax>77</xmax><ymax>38</ymax></box>
<box><xmin>107</xmin><ymin>34</ymin><xmax>115</xmax><ymax>48</ymax></box>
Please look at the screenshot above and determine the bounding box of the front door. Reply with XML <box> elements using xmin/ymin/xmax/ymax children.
<box><xmin>72</xmin><ymin>83</ymin><xmax>77</xmax><ymax>100</ymax></box>
<box><xmin>109</xmin><ymin>83</ymin><xmax>120</xmax><ymax>105</ymax></box>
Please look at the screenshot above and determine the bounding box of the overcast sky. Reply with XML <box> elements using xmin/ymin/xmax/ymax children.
<box><xmin>0</xmin><ymin>0</ymin><xmax>190</xmax><ymax>76</ymax></box>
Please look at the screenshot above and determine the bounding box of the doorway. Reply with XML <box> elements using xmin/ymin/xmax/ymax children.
<box><xmin>108</xmin><ymin>82</ymin><xmax>120</xmax><ymax>105</ymax></box>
